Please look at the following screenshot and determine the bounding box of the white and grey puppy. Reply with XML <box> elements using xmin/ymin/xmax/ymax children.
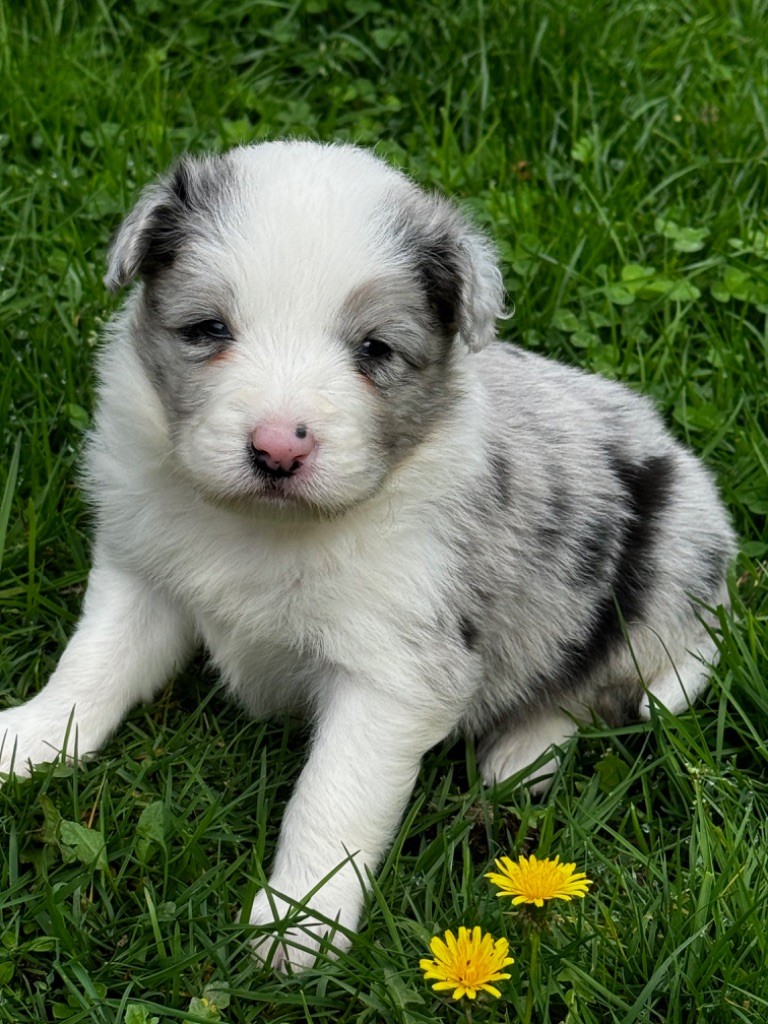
<box><xmin>0</xmin><ymin>141</ymin><xmax>735</xmax><ymax>968</ymax></box>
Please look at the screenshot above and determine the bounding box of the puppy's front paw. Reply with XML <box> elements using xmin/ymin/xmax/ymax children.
<box><xmin>0</xmin><ymin>703</ymin><xmax>90</xmax><ymax>779</ymax></box>
<box><xmin>0</xmin><ymin>706</ymin><xmax>61</xmax><ymax>779</ymax></box>
<box><xmin>248</xmin><ymin>876</ymin><xmax>361</xmax><ymax>973</ymax></box>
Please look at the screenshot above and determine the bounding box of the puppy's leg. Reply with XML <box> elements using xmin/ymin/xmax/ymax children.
<box><xmin>0</xmin><ymin>556</ymin><xmax>192</xmax><ymax>777</ymax></box>
<box><xmin>639</xmin><ymin>631</ymin><xmax>720</xmax><ymax>719</ymax></box>
<box><xmin>249</xmin><ymin>678</ymin><xmax>458</xmax><ymax>972</ymax></box>
<box><xmin>478</xmin><ymin>708</ymin><xmax>578</xmax><ymax>795</ymax></box>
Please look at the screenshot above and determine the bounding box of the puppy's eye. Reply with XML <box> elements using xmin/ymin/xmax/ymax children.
<box><xmin>198</xmin><ymin>319</ymin><xmax>233</xmax><ymax>340</ymax></box>
<box><xmin>182</xmin><ymin>319</ymin><xmax>234</xmax><ymax>343</ymax></box>
<box><xmin>358</xmin><ymin>336</ymin><xmax>392</xmax><ymax>361</ymax></box>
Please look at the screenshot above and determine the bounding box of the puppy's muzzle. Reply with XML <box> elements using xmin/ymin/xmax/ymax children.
<box><xmin>250</xmin><ymin>420</ymin><xmax>317</xmax><ymax>479</ymax></box>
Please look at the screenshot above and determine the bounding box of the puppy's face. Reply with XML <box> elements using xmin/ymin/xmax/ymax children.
<box><xmin>106</xmin><ymin>142</ymin><xmax>503</xmax><ymax>514</ymax></box>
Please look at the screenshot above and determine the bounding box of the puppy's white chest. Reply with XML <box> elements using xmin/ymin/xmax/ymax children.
<box><xmin>136</xmin><ymin>497</ymin><xmax>443</xmax><ymax>694</ymax></box>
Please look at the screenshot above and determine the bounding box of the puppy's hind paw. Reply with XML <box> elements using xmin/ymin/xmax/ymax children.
<box><xmin>478</xmin><ymin>709</ymin><xmax>578</xmax><ymax>795</ymax></box>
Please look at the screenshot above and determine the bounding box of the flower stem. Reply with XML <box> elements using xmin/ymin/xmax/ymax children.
<box><xmin>522</xmin><ymin>930</ymin><xmax>541</xmax><ymax>1024</ymax></box>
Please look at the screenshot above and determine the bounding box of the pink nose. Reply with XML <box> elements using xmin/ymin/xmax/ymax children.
<box><xmin>250</xmin><ymin>421</ymin><xmax>316</xmax><ymax>476</ymax></box>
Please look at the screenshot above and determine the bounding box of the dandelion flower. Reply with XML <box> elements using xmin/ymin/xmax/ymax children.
<box><xmin>486</xmin><ymin>853</ymin><xmax>592</xmax><ymax>907</ymax></box>
<box><xmin>420</xmin><ymin>925</ymin><xmax>514</xmax><ymax>1001</ymax></box>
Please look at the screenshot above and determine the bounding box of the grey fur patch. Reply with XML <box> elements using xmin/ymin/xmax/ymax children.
<box><xmin>489</xmin><ymin>452</ymin><xmax>513</xmax><ymax>507</ymax></box>
<box><xmin>384</xmin><ymin>192</ymin><xmax>505</xmax><ymax>351</ymax></box>
<box><xmin>336</xmin><ymin>273</ymin><xmax>463</xmax><ymax>464</ymax></box>
<box><xmin>608</xmin><ymin>450</ymin><xmax>675</xmax><ymax>621</ymax></box>
<box><xmin>537</xmin><ymin>479</ymin><xmax>572</xmax><ymax>549</ymax></box>
<box><xmin>570</xmin><ymin>517</ymin><xmax>620</xmax><ymax>589</ymax></box>
<box><xmin>338</xmin><ymin>276</ymin><xmax>440</xmax><ymax>369</ymax></box>
<box><xmin>104</xmin><ymin>154</ymin><xmax>234</xmax><ymax>292</ymax></box>
<box><xmin>459</xmin><ymin>616</ymin><xmax>480</xmax><ymax>651</ymax></box>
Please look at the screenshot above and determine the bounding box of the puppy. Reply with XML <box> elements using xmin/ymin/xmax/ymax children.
<box><xmin>0</xmin><ymin>141</ymin><xmax>735</xmax><ymax>969</ymax></box>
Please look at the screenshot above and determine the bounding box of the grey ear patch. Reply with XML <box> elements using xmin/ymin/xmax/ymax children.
<box><xmin>103</xmin><ymin>180</ymin><xmax>171</xmax><ymax>293</ymax></box>
<box><xmin>103</xmin><ymin>155</ymin><xmax>217</xmax><ymax>293</ymax></box>
<box><xmin>457</xmin><ymin>229</ymin><xmax>507</xmax><ymax>352</ymax></box>
<box><xmin>395</xmin><ymin>194</ymin><xmax>507</xmax><ymax>351</ymax></box>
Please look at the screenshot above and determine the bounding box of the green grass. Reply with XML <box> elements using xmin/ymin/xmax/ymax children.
<box><xmin>1</xmin><ymin>0</ymin><xmax>767</xmax><ymax>1021</ymax></box>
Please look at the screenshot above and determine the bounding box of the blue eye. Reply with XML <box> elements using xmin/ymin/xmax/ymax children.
<box><xmin>358</xmin><ymin>336</ymin><xmax>392</xmax><ymax>361</ymax></box>
<box><xmin>182</xmin><ymin>319</ymin><xmax>234</xmax><ymax>343</ymax></box>
<box><xmin>198</xmin><ymin>319</ymin><xmax>232</xmax><ymax>340</ymax></box>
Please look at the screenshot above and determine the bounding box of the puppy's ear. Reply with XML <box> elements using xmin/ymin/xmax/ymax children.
<box><xmin>104</xmin><ymin>155</ymin><xmax>212</xmax><ymax>293</ymax></box>
<box><xmin>455</xmin><ymin>226</ymin><xmax>506</xmax><ymax>352</ymax></box>
<box><xmin>404</xmin><ymin>196</ymin><xmax>505</xmax><ymax>351</ymax></box>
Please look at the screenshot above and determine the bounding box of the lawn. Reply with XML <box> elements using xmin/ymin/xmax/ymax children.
<box><xmin>1</xmin><ymin>1</ymin><xmax>767</xmax><ymax>1021</ymax></box>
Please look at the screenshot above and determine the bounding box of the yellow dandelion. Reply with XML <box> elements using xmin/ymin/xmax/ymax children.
<box><xmin>486</xmin><ymin>853</ymin><xmax>592</xmax><ymax>907</ymax></box>
<box><xmin>420</xmin><ymin>925</ymin><xmax>514</xmax><ymax>1001</ymax></box>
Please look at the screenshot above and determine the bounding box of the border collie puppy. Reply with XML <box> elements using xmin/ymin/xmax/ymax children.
<box><xmin>0</xmin><ymin>141</ymin><xmax>735</xmax><ymax>969</ymax></box>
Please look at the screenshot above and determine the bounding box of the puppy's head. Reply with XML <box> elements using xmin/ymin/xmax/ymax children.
<box><xmin>106</xmin><ymin>141</ymin><xmax>504</xmax><ymax>514</ymax></box>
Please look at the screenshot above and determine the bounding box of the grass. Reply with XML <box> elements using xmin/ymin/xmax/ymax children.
<box><xmin>1</xmin><ymin>0</ymin><xmax>767</xmax><ymax>1020</ymax></box>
